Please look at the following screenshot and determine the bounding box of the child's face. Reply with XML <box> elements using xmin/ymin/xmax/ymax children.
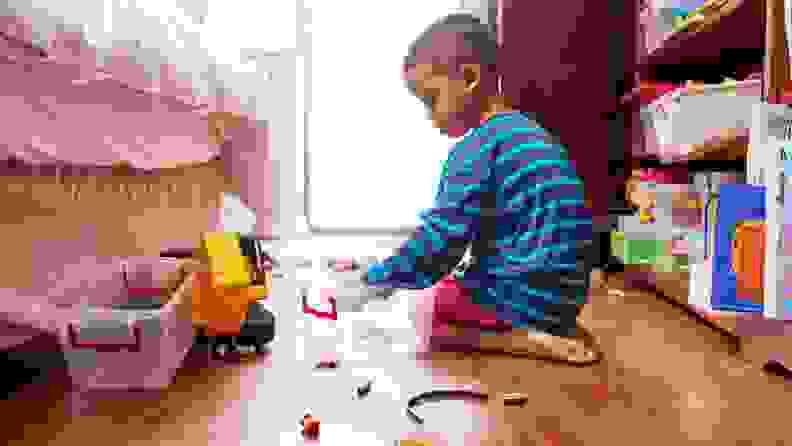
<box><xmin>406</xmin><ymin>63</ymin><xmax>482</xmax><ymax>136</ymax></box>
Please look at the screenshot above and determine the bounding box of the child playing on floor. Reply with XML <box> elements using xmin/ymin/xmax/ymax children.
<box><xmin>336</xmin><ymin>13</ymin><xmax>599</xmax><ymax>363</ymax></box>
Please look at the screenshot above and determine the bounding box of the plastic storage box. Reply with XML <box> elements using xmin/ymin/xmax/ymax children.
<box><xmin>59</xmin><ymin>257</ymin><xmax>194</xmax><ymax>391</ymax></box>
<box><xmin>643</xmin><ymin>79</ymin><xmax>761</xmax><ymax>156</ymax></box>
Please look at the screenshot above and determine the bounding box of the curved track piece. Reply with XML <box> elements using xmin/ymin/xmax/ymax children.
<box><xmin>406</xmin><ymin>390</ymin><xmax>528</xmax><ymax>424</ymax></box>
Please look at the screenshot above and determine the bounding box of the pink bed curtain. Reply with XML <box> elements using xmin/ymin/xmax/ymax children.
<box><xmin>0</xmin><ymin>34</ymin><xmax>218</xmax><ymax>169</ymax></box>
<box><xmin>0</xmin><ymin>15</ymin><xmax>272</xmax><ymax>238</ymax></box>
<box><xmin>0</xmin><ymin>15</ymin><xmax>264</xmax><ymax>170</ymax></box>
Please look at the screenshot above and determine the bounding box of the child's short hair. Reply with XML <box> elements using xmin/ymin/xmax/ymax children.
<box><xmin>404</xmin><ymin>13</ymin><xmax>498</xmax><ymax>78</ymax></box>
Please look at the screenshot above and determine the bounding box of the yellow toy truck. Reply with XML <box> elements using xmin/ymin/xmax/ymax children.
<box><xmin>161</xmin><ymin>232</ymin><xmax>278</xmax><ymax>359</ymax></box>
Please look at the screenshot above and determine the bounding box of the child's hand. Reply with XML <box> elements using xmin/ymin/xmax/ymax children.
<box><xmin>314</xmin><ymin>268</ymin><xmax>394</xmax><ymax>312</ymax></box>
<box><xmin>326</xmin><ymin>256</ymin><xmax>380</xmax><ymax>273</ymax></box>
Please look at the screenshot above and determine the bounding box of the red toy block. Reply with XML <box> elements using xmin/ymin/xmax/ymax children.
<box><xmin>301</xmin><ymin>415</ymin><xmax>320</xmax><ymax>437</ymax></box>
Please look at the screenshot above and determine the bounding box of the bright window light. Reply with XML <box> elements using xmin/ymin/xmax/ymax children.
<box><xmin>306</xmin><ymin>1</ymin><xmax>465</xmax><ymax>231</ymax></box>
<box><xmin>203</xmin><ymin>0</ymin><xmax>297</xmax><ymax>65</ymax></box>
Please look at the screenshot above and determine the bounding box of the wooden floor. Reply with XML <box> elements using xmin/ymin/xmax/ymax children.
<box><xmin>3</xmin><ymin>272</ymin><xmax>792</xmax><ymax>445</ymax></box>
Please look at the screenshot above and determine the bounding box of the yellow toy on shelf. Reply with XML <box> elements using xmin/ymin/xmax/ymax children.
<box><xmin>639</xmin><ymin>208</ymin><xmax>656</xmax><ymax>224</ymax></box>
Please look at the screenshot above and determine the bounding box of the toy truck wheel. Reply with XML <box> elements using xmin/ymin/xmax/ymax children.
<box><xmin>238</xmin><ymin>303</ymin><xmax>275</xmax><ymax>349</ymax></box>
<box><xmin>211</xmin><ymin>336</ymin><xmax>237</xmax><ymax>360</ymax></box>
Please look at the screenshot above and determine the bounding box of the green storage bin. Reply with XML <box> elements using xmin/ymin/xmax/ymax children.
<box><xmin>624</xmin><ymin>238</ymin><xmax>666</xmax><ymax>266</ymax></box>
<box><xmin>653</xmin><ymin>254</ymin><xmax>675</xmax><ymax>273</ymax></box>
<box><xmin>611</xmin><ymin>231</ymin><xmax>626</xmax><ymax>263</ymax></box>
<box><xmin>673</xmin><ymin>254</ymin><xmax>690</xmax><ymax>273</ymax></box>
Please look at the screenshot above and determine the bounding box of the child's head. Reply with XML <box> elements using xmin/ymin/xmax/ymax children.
<box><xmin>403</xmin><ymin>14</ymin><xmax>499</xmax><ymax>137</ymax></box>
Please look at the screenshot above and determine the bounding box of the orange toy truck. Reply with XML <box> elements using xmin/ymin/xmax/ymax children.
<box><xmin>161</xmin><ymin>232</ymin><xmax>278</xmax><ymax>359</ymax></box>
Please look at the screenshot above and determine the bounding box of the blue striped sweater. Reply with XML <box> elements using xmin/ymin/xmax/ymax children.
<box><xmin>364</xmin><ymin>112</ymin><xmax>594</xmax><ymax>334</ymax></box>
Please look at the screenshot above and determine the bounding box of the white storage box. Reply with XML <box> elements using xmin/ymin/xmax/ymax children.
<box><xmin>644</xmin><ymin>79</ymin><xmax>761</xmax><ymax>149</ymax></box>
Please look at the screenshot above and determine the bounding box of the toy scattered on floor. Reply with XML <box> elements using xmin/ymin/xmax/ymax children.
<box><xmin>356</xmin><ymin>380</ymin><xmax>373</xmax><ymax>399</ymax></box>
<box><xmin>763</xmin><ymin>360</ymin><xmax>792</xmax><ymax>379</ymax></box>
<box><xmin>301</xmin><ymin>287</ymin><xmax>338</xmax><ymax>320</ymax></box>
<box><xmin>314</xmin><ymin>359</ymin><xmax>339</xmax><ymax>370</ymax></box>
<box><xmin>300</xmin><ymin>413</ymin><xmax>320</xmax><ymax>437</ymax></box>
<box><xmin>406</xmin><ymin>389</ymin><xmax>529</xmax><ymax>424</ymax></box>
<box><xmin>501</xmin><ymin>393</ymin><xmax>530</xmax><ymax>405</ymax></box>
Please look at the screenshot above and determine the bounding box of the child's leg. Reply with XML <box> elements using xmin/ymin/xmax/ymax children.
<box><xmin>430</xmin><ymin>275</ymin><xmax>600</xmax><ymax>364</ymax></box>
<box><xmin>432</xmin><ymin>275</ymin><xmax>512</xmax><ymax>330</ymax></box>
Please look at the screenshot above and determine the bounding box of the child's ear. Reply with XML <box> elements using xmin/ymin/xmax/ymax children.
<box><xmin>461</xmin><ymin>64</ymin><xmax>481</xmax><ymax>93</ymax></box>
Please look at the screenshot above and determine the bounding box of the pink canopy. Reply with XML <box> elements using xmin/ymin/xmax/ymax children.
<box><xmin>0</xmin><ymin>15</ymin><xmax>272</xmax><ymax>238</ymax></box>
<box><xmin>0</xmin><ymin>15</ymin><xmax>252</xmax><ymax>170</ymax></box>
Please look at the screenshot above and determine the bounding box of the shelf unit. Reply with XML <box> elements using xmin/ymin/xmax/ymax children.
<box><xmin>618</xmin><ymin>0</ymin><xmax>790</xmax><ymax>326</ymax></box>
<box><xmin>639</xmin><ymin>0</ymin><xmax>766</xmax><ymax>82</ymax></box>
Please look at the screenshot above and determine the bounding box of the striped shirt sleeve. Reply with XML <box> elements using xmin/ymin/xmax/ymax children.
<box><xmin>364</xmin><ymin>139</ymin><xmax>491</xmax><ymax>289</ymax></box>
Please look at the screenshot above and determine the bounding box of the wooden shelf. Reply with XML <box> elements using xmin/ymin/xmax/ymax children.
<box><xmin>640</xmin><ymin>0</ymin><xmax>766</xmax><ymax>82</ymax></box>
<box><xmin>684</xmin><ymin>128</ymin><xmax>749</xmax><ymax>161</ymax></box>
<box><xmin>618</xmin><ymin>265</ymin><xmax>744</xmax><ymax>338</ymax></box>
<box><xmin>633</xmin><ymin>156</ymin><xmax>746</xmax><ymax>172</ymax></box>
<box><xmin>631</xmin><ymin>128</ymin><xmax>748</xmax><ymax>171</ymax></box>
<box><xmin>619</xmin><ymin>264</ymin><xmax>792</xmax><ymax>342</ymax></box>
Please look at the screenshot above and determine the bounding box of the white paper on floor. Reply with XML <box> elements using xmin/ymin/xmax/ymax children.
<box><xmin>336</xmin><ymin>289</ymin><xmax>423</xmax><ymax>357</ymax></box>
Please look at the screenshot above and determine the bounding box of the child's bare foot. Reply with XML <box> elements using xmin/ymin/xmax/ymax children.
<box><xmin>443</xmin><ymin>323</ymin><xmax>601</xmax><ymax>364</ymax></box>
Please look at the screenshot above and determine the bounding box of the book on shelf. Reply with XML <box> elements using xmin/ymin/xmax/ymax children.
<box><xmin>692</xmin><ymin>171</ymin><xmax>744</xmax><ymax>261</ymax></box>
<box><xmin>688</xmin><ymin>171</ymin><xmax>745</xmax><ymax>311</ymax></box>
<box><xmin>747</xmin><ymin>103</ymin><xmax>792</xmax><ymax>319</ymax></box>
<box><xmin>711</xmin><ymin>183</ymin><xmax>765</xmax><ymax>312</ymax></box>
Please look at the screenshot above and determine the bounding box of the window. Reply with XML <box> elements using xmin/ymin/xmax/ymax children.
<box><xmin>305</xmin><ymin>0</ymin><xmax>470</xmax><ymax>231</ymax></box>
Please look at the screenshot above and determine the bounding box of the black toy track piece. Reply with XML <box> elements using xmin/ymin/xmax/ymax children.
<box><xmin>405</xmin><ymin>390</ymin><xmax>528</xmax><ymax>424</ymax></box>
<box><xmin>763</xmin><ymin>360</ymin><xmax>792</xmax><ymax>379</ymax></box>
<box><xmin>211</xmin><ymin>336</ymin><xmax>237</xmax><ymax>360</ymax></box>
<box><xmin>406</xmin><ymin>390</ymin><xmax>487</xmax><ymax>425</ymax></box>
<box><xmin>356</xmin><ymin>380</ymin><xmax>373</xmax><ymax>399</ymax></box>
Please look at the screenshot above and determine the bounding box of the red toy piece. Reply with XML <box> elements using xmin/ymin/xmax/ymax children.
<box><xmin>314</xmin><ymin>359</ymin><xmax>338</xmax><ymax>369</ymax></box>
<box><xmin>301</xmin><ymin>414</ymin><xmax>320</xmax><ymax>437</ymax></box>
<box><xmin>301</xmin><ymin>288</ymin><xmax>338</xmax><ymax>320</ymax></box>
<box><xmin>591</xmin><ymin>383</ymin><xmax>609</xmax><ymax>401</ymax></box>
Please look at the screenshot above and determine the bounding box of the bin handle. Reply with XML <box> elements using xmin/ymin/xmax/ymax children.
<box><xmin>68</xmin><ymin>323</ymin><xmax>141</xmax><ymax>353</ymax></box>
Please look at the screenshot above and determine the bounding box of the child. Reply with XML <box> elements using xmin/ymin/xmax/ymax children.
<box><xmin>346</xmin><ymin>14</ymin><xmax>599</xmax><ymax>363</ymax></box>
